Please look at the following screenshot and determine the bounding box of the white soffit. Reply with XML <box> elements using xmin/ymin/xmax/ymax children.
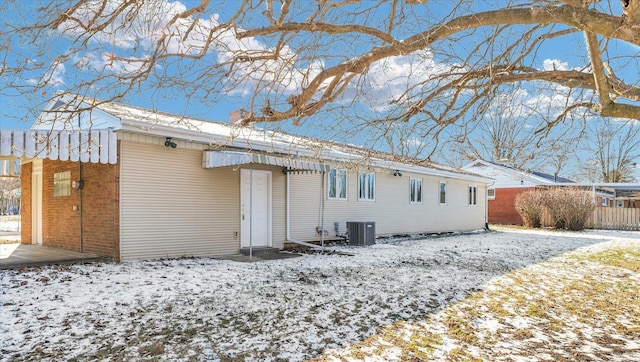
<box><xmin>0</xmin><ymin>129</ymin><xmax>117</xmax><ymax>164</ymax></box>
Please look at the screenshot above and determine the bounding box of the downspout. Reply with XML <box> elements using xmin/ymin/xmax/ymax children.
<box><xmin>78</xmin><ymin>114</ymin><xmax>84</xmax><ymax>253</ymax></box>
<box><xmin>118</xmin><ymin>138</ymin><xmax>123</xmax><ymax>262</ymax></box>
<box><xmin>79</xmin><ymin>160</ymin><xmax>83</xmax><ymax>253</ymax></box>
<box><xmin>320</xmin><ymin>170</ymin><xmax>325</xmax><ymax>248</ymax></box>
<box><xmin>249</xmin><ymin>166</ymin><xmax>253</xmax><ymax>260</ymax></box>
<box><xmin>286</xmin><ymin>171</ymin><xmax>325</xmax><ymax>250</ymax></box>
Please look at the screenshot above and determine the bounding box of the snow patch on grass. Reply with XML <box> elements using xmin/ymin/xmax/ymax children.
<box><xmin>1</xmin><ymin>228</ymin><xmax>638</xmax><ymax>361</ymax></box>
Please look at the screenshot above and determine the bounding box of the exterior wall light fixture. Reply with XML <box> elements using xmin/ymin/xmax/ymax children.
<box><xmin>164</xmin><ymin>137</ymin><xmax>177</xmax><ymax>149</ymax></box>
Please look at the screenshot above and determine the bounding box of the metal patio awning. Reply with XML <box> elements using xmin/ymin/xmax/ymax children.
<box><xmin>202</xmin><ymin>150</ymin><xmax>330</xmax><ymax>172</ymax></box>
<box><xmin>0</xmin><ymin>129</ymin><xmax>117</xmax><ymax>165</ymax></box>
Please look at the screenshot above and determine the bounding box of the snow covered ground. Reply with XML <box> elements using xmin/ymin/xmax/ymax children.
<box><xmin>0</xmin><ymin>215</ymin><xmax>20</xmax><ymax>233</ymax></box>
<box><xmin>0</xmin><ymin>215</ymin><xmax>20</xmax><ymax>243</ymax></box>
<box><xmin>1</xmin><ymin>228</ymin><xmax>638</xmax><ymax>361</ymax></box>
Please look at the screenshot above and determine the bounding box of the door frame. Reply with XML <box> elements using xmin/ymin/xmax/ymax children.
<box><xmin>240</xmin><ymin>169</ymin><xmax>272</xmax><ymax>248</ymax></box>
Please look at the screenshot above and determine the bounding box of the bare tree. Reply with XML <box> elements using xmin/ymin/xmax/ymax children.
<box><xmin>582</xmin><ymin>117</ymin><xmax>640</xmax><ymax>182</ymax></box>
<box><xmin>1</xmin><ymin>0</ymin><xmax>639</xmax><ymax>159</ymax></box>
<box><xmin>443</xmin><ymin>84</ymin><xmax>586</xmax><ymax>175</ymax></box>
<box><xmin>0</xmin><ymin>177</ymin><xmax>21</xmax><ymax>215</ymax></box>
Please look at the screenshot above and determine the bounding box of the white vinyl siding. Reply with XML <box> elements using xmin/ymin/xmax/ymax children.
<box><xmin>410</xmin><ymin>178</ymin><xmax>422</xmax><ymax>203</ymax></box>
<box><xmin>358</xmin><ymin>172</ymin><xmax>375</xmax><ymax>201</ymax></box>
<box><xmin>289</xmin><ymin>170</ymin><xmax>487</xmax><ymax>242</ymax></box>
<box><xmin>119</xmin><ymin>139</ymin><xmax>285</xmax><ymax>261</ymax></box>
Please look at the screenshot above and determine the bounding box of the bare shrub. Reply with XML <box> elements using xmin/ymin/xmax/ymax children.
<box><xmin>516</xmin><ymin>188</ymin><xmax>595</xmax><ymax>230</ymax></box>
<box><xmin>544</xmin><ymin>188</ymin><xmax>595</xmax><ymax>231</ymax></box>
<box><xmin>515</xmin><ymin>190</ymin><xmax>546</xmax><ymax>228</ymax></box>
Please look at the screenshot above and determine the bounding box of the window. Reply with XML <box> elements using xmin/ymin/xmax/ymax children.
<box><xmin>410</xmin><ymin>178</ymin><xmax>422</xmax><ymax>203</ymax></box>
<box><xmin>469</xmin><ymin>185</ymin><xmax>477</xmax><ymax>206</ymax></box>
<box><xmin>487</xmin><ymin>188</ymin><xmax>495</xmax><ymax>200</ymax></box>
<box><xmin>54</xmin><ymin>171</ymin><xmax>71</xmax><ymax>197</ymax></box>
<box><xmin>439</xmin><ymin>181</ymin><xmax>447</xmax><ymax>205</ymax></box>
<box><xmin>358</xmin><ymin>172</ymin><xmax>375</xmax><ymax>201</ymax></box>
<box><xmin>328</xmin><ymin>169</ymin><xmax>347</xmax><ymax>200</ymax></box>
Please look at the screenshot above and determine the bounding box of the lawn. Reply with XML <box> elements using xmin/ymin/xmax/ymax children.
<box><xmin>1</xmin><ymin>228</ymin><xmax>638</xmax><ymax>361</ymax></box>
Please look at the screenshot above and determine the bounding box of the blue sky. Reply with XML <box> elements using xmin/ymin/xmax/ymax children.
<box><xmin>0</xmin><ymin>0</ymin><xmax>638</xmax><ymax>180</ymax></box>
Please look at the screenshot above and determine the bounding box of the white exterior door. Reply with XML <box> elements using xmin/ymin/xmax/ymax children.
<box><xmin>240</xmin><ymin>169</ymin><xmax>271</xmax><ymax>248</ymax></box>
<box><xmin>31</xmin><ymin>160</ymin><xmax>43</xmax><ymax>245</ymax></box>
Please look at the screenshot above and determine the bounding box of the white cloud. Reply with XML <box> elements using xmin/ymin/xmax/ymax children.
<box><xmin>57</xmin><ymin>0</ymin><xmax>320</xmax><ymax>96</ymax></box>
<box><xmin>26</xmin><ymin>62</ymin><xmax>66</xmax><ymax>88</ymax></box>
<box><xmin>73</xmin><ymin>52</ymin><xmax>152</xmax><ymax>76</ymax></box>
<box><xmin>352</xmin><ymin>50</ymin><xmax>456</xmax><ymax>111</ymax></box>
<box><xmin>542</xmin><ymin>59</ymin><xmax>569</xmax><ymax>71</ymax></box>
<box><xmin>484</xmin><ymin>59</ymin><xmax>596</xmax><ymax>123</ymax></box>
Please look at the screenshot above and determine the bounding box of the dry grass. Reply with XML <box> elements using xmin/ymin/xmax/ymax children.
<box><xmin>312</xmin><ymin>241</ymin><xmax>640</xmax><ymax>361</ymax></box>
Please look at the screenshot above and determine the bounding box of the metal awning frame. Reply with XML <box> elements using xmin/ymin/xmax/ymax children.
<box><xmin>202</xmin><ymin>150</ymin><xmax>330</xmax><ymax>173</ymax></box>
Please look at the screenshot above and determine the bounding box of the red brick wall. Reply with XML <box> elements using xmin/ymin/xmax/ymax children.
<box><xmin>488</xmin><ymin>187</ymin><xmax>533</xmax><ymax>225</ymax></box>
<box><xmin>21</xmin><ymin>158</ymin><xmax>120</xmax><ymax>260</ymax></box>
<box><xmin>42</xmin><ymin>160</ymin><xmax>82</xmax><ymax>251</ymax></box>
<box><xmin>80</xmin><ymin>161</ymin><xmax>120</xmax><ymax>260</ymax></box>
<box><xmin>20</xmin><ymin>163</ymin><xmax>32</xmax><ymax>245</ymax></box>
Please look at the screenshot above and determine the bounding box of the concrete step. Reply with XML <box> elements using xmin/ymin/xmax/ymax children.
<box><xmin>240</xmin><ymin>247</ymin><xmax>280</xmax><ymax>256</ymax></box>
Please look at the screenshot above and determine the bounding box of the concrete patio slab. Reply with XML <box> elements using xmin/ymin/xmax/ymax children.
<box><xmin>0</xmin><ymin>243</ymin><xmax>109</xmax><ymax>269</ymax></box>
<box><xmin>215</xmin><ymin>251</ymin><xmax>302</xmax><ymax>262</ymax></box>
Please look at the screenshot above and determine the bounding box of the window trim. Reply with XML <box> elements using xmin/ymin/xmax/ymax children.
<box><xmin>53</xmin><ymin>171</ymin><xmax>71</xmax><ymax>197</ymax></box>
<box><xmin>439</xmin><ymin>181</ymin><xmax>447</xmax><ymax>205</ymax></box>
<box><xmin>358</xmin><ymin>172</ymin><xmax>375</xmax><ymax>201</ymax></box>
<box><xmin>487</xmin><ymin>188</ymin><xmax>496</xmax><ymax>200</ymax></box>
<box><xmin>469</xmin><ymin>185</ymin><xmax>477</xmax><ymax>206</ymax></box>
<box><xmin>328</xmin><ymin>168</ymin><xmax>348</xmax><ymax>200</ymax></box>
<box><xmin>410</xmin><ymin>178</ymin><xmax>422</xmax><ymax>204</ymax></box>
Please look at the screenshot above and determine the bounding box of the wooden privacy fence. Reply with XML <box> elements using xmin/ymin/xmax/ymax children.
<box><xmin>590</xmin><ymin>207</ymin><xmax>640</xmax><ymax>231</ymax></box>
<box><xmin>542</xmin><ymin>207</ymin><xmax>640</xmax><ymax>231</ymax></box>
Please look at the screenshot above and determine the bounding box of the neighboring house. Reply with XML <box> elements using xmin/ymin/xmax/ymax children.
<box><xmin>548</xmin><ymin>182</ymin><xmax>640</xmax><ymax>209</ymax></box>
<box><xmin>613</xmin><ymin>186</ymin><xmax>640</xmax><ymax>208</ymax></box>
<box><xmin>1</xmin><ymin>94</ymin><xmax>492</xmax><ymax>261</ymax></box>
<box><xmin>462</xmin><ymin>159</ymin><xmax>574</xmax><ymax>225</ymax></box>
